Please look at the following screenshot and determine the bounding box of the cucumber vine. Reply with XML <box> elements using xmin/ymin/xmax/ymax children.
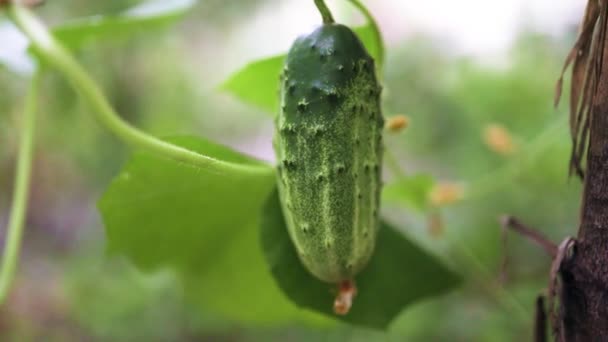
<box><xmin>0</xmin><ymin>68</ymin><xmax>40</xmax><ymax>304</ymax></box>
<box><xmin>6</xmin><ymin>4</ymin><xmax>273</xmax><ymax>177</ymax></box>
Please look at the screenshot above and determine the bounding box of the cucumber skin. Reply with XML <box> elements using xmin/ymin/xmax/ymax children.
<box><xmin>274</xmin><ymin>24</ymin><xmax>384</xmax><ymax>283</ymax></box>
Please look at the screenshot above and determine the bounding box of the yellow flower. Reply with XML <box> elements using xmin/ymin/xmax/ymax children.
<box><xmin>429</xmin><ymin>182</ymin><xmax>465</xmax><ymax>206</ymax></box>
<box><xmin>385</xmin><ymin>115</ymin><xmax>410</xmax><ymax>133</ymax></box>
<box><xmin>483</xmin><ymin>123</ymin><xmax>516</xmax><ymax>156</ymax></box>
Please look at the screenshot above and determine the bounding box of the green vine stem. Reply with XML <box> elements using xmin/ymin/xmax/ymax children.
<box><xmin>0</xmin><ymin>69</ymin><xmax>41</xmax><ymax>305</ymax></box>
<box><xmin>6</xmin><ymin>4</ymin><xmax>273</xmax><ymax>177</ymax></box>
<box><xmin>314</xmin><ymin>0</ymin><xmax>335</xmax><ymax>24</ymax></box>
<box><xmin>348</xmin><ymin>0</ymin><xmax>385</xmax><ymax>71</ymax></box>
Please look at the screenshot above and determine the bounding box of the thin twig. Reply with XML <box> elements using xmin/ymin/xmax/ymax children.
<box><xmin>500</xmin><ymin>215</ymin><xmax>558</xmax><ymax>258</ymax></box>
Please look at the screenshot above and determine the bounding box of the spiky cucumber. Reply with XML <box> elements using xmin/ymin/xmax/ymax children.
<box><xmin>274</xmin><ymin>23</ymin><xmax>384</xmax><ymax>286</ymax></box>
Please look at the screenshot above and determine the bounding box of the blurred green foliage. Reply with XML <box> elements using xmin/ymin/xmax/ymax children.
<box><xmin>0</xmin><ymin>0</ymin><xmax>581</xmax><ymax>341</ymax></box>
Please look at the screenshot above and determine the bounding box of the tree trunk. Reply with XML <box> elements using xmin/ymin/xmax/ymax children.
<box><xmin>560</xmin><ymin>35</ymin><xmax>608</xmax><ymax>340</ymax></box>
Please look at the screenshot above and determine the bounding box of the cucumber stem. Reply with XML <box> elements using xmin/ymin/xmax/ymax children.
<box><xmin>314</xmin><ymin>0</ymin><xmax>335</xmax><ymax>24</ymax></box>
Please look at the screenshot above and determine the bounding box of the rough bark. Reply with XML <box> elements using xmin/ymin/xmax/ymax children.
<box><xmin>558</xmin><ymin>11</ymin><xmax>608</xmax><ymax>338</ymax></box>
<box><xmin>560</xmin><ymin>98</ymin><xmax>608</xmax><ymax>341</ymax></box>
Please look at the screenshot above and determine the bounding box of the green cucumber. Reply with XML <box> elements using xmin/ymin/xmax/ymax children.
<box><xmin>274</xmin><ymin>23</ymin><xmax>384</xmax><ymax>284</ymax></box>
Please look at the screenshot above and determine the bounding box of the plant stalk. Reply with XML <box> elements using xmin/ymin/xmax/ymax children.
<box><xmin>348</xmin><ymin>0</ymin><xmax>385</xmax><ymax>70</ymax></box>
<box><xmin>0</xmin><ymin>69</ymin><xmax>41</xmax><ymax>305</ymax></box>
<box><xmin>7</xmin><ymin>4</ymin><xmax>273</xmax><ymax>177</ymax></box>
<box><xmin>314</xmin><ymin>0</ymin><xmax>335</xmax><ymax>24</ymax></box>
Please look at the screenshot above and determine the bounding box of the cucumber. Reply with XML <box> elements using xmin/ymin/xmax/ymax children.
<box><xmin>274</xmin><ymin>23</ymin><xmax>384</xmax><ymax>284</ymax></box>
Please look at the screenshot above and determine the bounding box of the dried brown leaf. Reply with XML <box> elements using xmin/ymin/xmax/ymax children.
<box><xmin>558</xmin><ymin>0</ymin><xmax>604</xmax><ymax>179</ymax></box>
<box><xmin>555</xmin><ymin>0</ymin><xmax>599</xmax><ymax>109</ymax></box>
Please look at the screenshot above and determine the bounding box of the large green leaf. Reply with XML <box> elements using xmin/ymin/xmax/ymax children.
<box><xmin>220</xmin><ymin>54</ymin><xmax>285</xmax><ymax>114</ymax></box>
<box><xmin>260</xmin><ymin>190</ymin><xmax>461</xmax><ymax>330</ymax></box>
<box><xmin>383</xmin><ymin>173</ymin><xmax>436</xmax><ymax>212</ymax></box>
<box><xmin>99</xmin><ymin>136</ymin><xmax>275</xmax><ymax>272</ymax></box>
<box><xmin>221</xmin><ymin>24</ymin><xmax>382</xmax><ymax>115</ymax></box>
<box><xmin>98</xmin><ymin>136</ymin><xmax>331</xmax><ymax>325</ymax></box>
<box><xmin>0</xmin><ymin>0</ymin><xmax>196</xmax><ymax>75</ymax></box>
<box><xmin>181</xmin><ymin>219</ymin><xmax>329</xmax><ymax>325</ymax></box>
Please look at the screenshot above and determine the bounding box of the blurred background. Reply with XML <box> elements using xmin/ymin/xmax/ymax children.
<box><xmin>0</xmin><ymin>0</ymin><xmax>586</xmax><ymax>340</ymax></box>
